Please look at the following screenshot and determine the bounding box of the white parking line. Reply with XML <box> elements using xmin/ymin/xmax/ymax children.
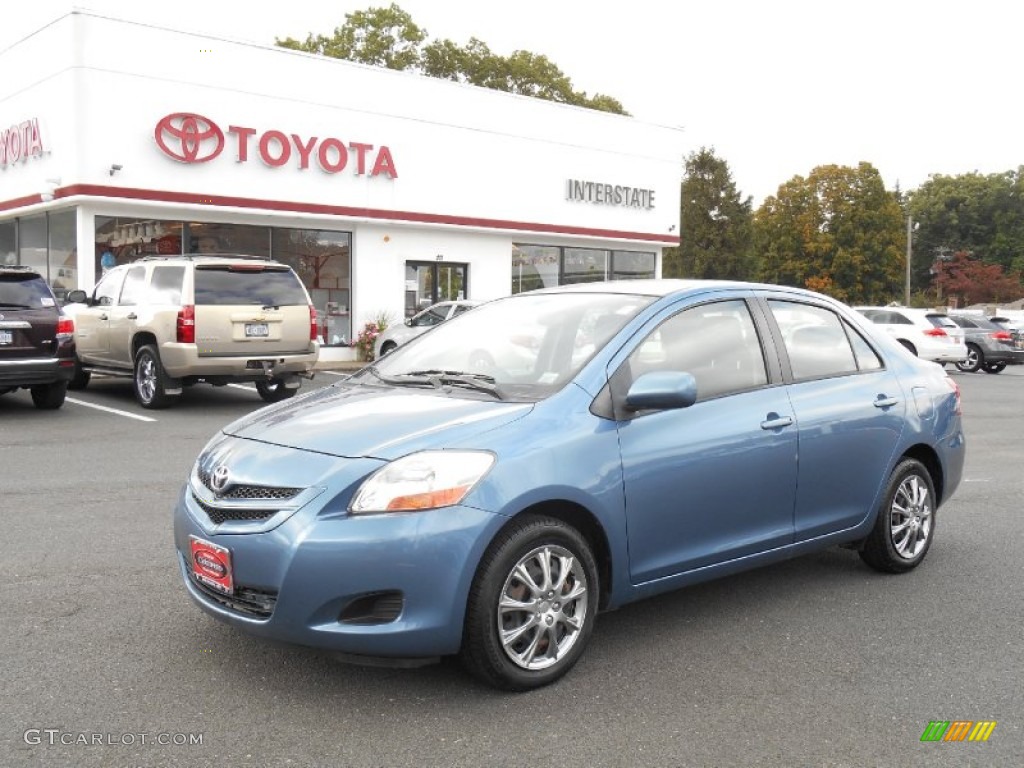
<box><xmin>227</xmin><ymin>383</ymin><xmax>255</xmax><ymax>390</ymax></box>
<box><xmin>65</xmin><ymin>397</ymin><xmax>157</xmax><ymax>422</ymax></box>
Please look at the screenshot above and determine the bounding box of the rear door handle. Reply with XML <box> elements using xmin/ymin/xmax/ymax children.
<box><xmin>99</xmin><ymin>313</ymin><xmax>108</xmax><ymax>320</ymax></box>
<box><xmin>761</xmin><ymin>415</ymin><xmax>793</xmax><ymax>430</ymax></box>
<box><xmin>874</xmin><ymin>396</ymin><xmax>899</xmax><ymax>408</ymax></box>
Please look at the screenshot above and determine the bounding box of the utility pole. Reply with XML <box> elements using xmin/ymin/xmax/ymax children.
<box><xmin>905</xmin><ymin>215</ymin><xmax>913</xmax><ymax>306</ymax></box>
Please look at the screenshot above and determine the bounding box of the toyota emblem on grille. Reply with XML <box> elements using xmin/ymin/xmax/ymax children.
<box><xmin>210</xmin><ymin>465</ymin><xmax>231</xmax><ymax>493</ymax></box>
<box><xmin>155</xmin><ymin>112</ymin><xmax>225</xmax><ymax>163</ymax></box>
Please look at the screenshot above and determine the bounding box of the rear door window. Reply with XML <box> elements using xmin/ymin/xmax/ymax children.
<box><xmin>769</xmin><ymin>301</ymin><xmax>859</xmax><ymax>380</ymax></box>
<box><xmin>194</xmin><ymin>265</ymin><xmax>307</xmax><ymax>306</ymax></box>
<box><xmin>118</xmin><ymin>266</ymin><xmax>147</xmax><ymax>306</ymax></box>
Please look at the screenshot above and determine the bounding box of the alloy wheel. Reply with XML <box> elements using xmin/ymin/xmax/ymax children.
<box><xmin>889</xmin><ymin>473</ymin><xmax>932</xmax><ymax>560</ymax></box>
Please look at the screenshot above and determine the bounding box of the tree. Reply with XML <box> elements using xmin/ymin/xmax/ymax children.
<box><xmin>931</xmin><ymin>251</ymin><xmax>1024</xmax><ymax>307</ymax></box>
<box><xmin>908</xmin><ymin>168</ymin><xmax>1024</xmax><ymax>288</ymax></box>
<box><xmin>662</xmin><ymin>148</ymin><xmax>755</xmax><ymax>279</ymax></box>
<box><xmin>277</xmin><ymin>3</ymin><xmax>426</xmax><ymax>70</ymax></box>
<box><xmin>755</xmin><ymin>163</ymin><xmax>905</xmax><ymax>304</ymax></box>
<box><xmin>277</xmin><ymin>5</ymin><xmax>627</xmax><ymax>114</ymax></box>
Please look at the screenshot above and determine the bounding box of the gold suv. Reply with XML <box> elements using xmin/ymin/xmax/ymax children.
<box><xmin>65</xmin><ymin>255</ymin><xmax>319</xmax><ymax>408</ymax></box>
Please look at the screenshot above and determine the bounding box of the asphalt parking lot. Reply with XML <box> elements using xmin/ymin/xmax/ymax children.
<box><xmin>1</xmin><ymin>367</ymin><xmax>1021</xmax><ymax>767</ymax></box>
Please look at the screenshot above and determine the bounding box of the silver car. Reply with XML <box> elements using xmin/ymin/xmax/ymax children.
<box><xmin>374</xmin><ymin>300</ymin><xmax>478</xmax><ymax>358</ymax></box>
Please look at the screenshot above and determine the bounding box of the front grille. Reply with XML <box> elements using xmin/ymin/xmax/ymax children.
<box><xmin>196</xmin><ymin>466</ymin><xmax>301</xmax><ymax>501</ymax></box>
<box><xmin>185</xmin><ymin>560</ymin><xmax>278</xmax><ymax>619</ymax></box>
<box><xmin>192</xmin><ymin>492</ymin><xmax>278</xmax><ymax>524</ymax></box>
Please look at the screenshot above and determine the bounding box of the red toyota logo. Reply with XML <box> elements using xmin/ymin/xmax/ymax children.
<box><xmin>155</xmin><ymin>112</ymin><xmax>224</xmax><ymax>163</ymax></box>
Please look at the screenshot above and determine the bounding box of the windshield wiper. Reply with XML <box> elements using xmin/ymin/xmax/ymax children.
<box><xmin>404</xmin><ymin>369</ymin><xmax>505</xmax><ymax>400</ymax></box>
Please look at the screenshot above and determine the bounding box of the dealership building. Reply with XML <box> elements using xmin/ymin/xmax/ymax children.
<box><xmin>0</xmin><ymin>9</ymin><xmax>684</xmax><ymax>356</ymax></box>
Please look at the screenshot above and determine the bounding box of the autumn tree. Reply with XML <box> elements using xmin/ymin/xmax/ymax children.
<box><xmin>931</xmin><ymin>251</ymin><xmax>1024</xmax><ymax>307</ymax></box>
<box><xmin>277</xmin><ymin>4</ymin><xmax>627</xmax><ymax>114</ymax></box>
<box><xmin>908</xmin><ymin>168</ymin><xmax>1024</xmax><ymax>289</ymax></box>
<box><xmin>755</xmin><ymin>163</ymin><xmax>905</xmax><ymax>304</ymax></box>
<box><xmin>662</xmin><ymin>148</ymin><xmax>755</xmax><ymax>279</ymax></box>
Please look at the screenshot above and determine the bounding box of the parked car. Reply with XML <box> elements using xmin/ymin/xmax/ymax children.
<box><xmin>373</xmin><ymin>300</ymin><xmax>478</xmax><ymax>358</ymax></box>
<box><xmin>64</xmin><ymin>255</ymin><xmax>319</xmax><ymax>408</ymax></box>
<box><xmin>0</xmin><ymin>265</ymin><xmax>76</xmax><ymax>409</ymax></box>
<box><xmin>947</xmin><ymin>313</ymin><xmax>1024</xmax><ymax>373</ymax></box>
<box><xmin>175</xmin><ymin>280</ymin><xmax>965</xmax><ymax>690</ymax></box>
<box><xmin>854</xmin><ymin>306</ymin><xmax>967</xmax><ymax>363</ymax></box>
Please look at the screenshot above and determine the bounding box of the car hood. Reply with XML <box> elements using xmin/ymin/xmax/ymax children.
<box><xmin>222</xmin><ymin>382</ymin><xmax>533</xmax><ymax>459</ymax></box>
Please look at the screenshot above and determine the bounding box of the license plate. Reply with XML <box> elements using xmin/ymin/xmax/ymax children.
<box><xmin>189</xmin><ymin>536</ymin><xmax>234</xmax><ymax>594</ymax></box>
<box><xmin>0</xmin><ymin>330</ymin><xmax>11</xmax><ymax>345</ymax></box>
<box><xmin>245</xmin><ymin>323</ymin><xmax>269</xmax><ymax>338</ymax></box>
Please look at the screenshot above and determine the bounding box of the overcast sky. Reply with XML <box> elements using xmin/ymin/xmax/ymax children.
<box><xmin>7</xmin><ymin>0</ymin><xmax>1019</xmax><ymax>204</ymax></box>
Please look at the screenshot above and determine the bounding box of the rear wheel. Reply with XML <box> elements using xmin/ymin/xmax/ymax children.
<box><xmin>30</xmin><ymin>381</ymin><xmax>67</xmax><ymax>409</ymax></box>
<box><xmin>256</xmin><ymin>378</ymin><xmax>298</xmax><ymax>403</ymax></box>
<box><xmin>956</xmin><ymin>344</ymin><xmax>983</xmax><ymax>373</ymax></box>
<box><xmin>982</xmin><ymin>362</ymin><xmax>1006</xmax><ymax>374</ymax></box>
<box><xmin>860</xmin><ymin>458</ymin><xmax>936</xmax><ymax>573</ymax></box>
<box><xmin>461</xmin><ymin>515</ymin><xmax>599</xmax><ymax>691</ymax></box>
<box><xmin>134</xmin><ymin>345</ymin><xmax>175</xmax><ymax>409</ymax></box>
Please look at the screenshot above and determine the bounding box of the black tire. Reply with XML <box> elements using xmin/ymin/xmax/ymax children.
<box><xmin>956</xmin><ymin>344</ymin><xmax>983</xmax><ymax>373</ymax></box>
<box><xmin>256</xmin><ymin>378</ymin><xmax>298</xmax><ymax>403</ymax></box>
<box><xmin>982</xmin><ymin>362</ymin><xmax>1006</xmax><ymax>374</ymax></box>
<box><xmin>380</xmin><ymin>341</ymin><xmax>398</xmax><ymax>357</ymax></box>
<box><xmin>30</xmin><ymin>381</ymin><xmax>67</xmax><ymax>410</ymax></box>
<box><xmin>461</xmin><ymin>514</ymin><xmax>599</xmax><ymax>691</ymax></box>
<box><xmin>133</xmin><ymin>344</ymin><xmax>175</xmax><ymax>409</ymax></box>
<box><xmin>68</xmin><ymin>356</ymin><xmax>90</xmax><ymax>390</ymax></box>
<box><xmin>859</xmin><ymin>458</ymin><xmax>937</xmax><ymax>574</ymax></box>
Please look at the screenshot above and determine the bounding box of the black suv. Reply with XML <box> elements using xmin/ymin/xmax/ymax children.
<box><xmin>0</xmin><ymin>265</ymin><xmax>76</xmax><ymax>409</ymax></box>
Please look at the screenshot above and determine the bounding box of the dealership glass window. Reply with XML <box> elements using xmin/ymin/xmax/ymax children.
<box><xmin>512</xmin><ymin>244</ymin><xmax>655</xmax><ymax>293</ymax></box>
<box><xmin>1</xmin><ymin>220</ymin><xmax>16</xmax><ymax>266</ymax></box>
<box><xmin>512</xmin><ymin>244</ymin><xmax>559</xmax><ymax>293</ymax></box>
<box><xmin>563</xmin><ymin>248</ymin><xmax>610</xmax><ymax>284</ymax></box>
<box><xmin>271</xmin><ymin>228</ymin><xmax>351</xmax><ymax>346</ymax></box>
<box><xmin>48</xmin><ymin>210</ymin><xmax>76</xmax><ymax>299</ymax></box>
<box><xmin>95</xmin><ymin>217</ymin><xmax>184</xmax><ymax>275</ymax></box>
<box><xmin>18</xmin><ymin>214</ymin><xmax>47</xmax><ymax>276</ymax></box>
<box><xmin>187</xmin><ymin>222</ymin><xmax>270</xmax><ymax>257</ymax></box>
<box><xmin>612</xmin><ymin>250</ymin><xmax>656</xmax><ymax>280</ymax></box>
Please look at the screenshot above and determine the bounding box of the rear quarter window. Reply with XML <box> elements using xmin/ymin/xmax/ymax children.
<box><xmin>194</xmin><ymin>266</ymin><xmax>308</xmax><ymax>306</ymax></box>
<box><xmin>149</xmin><ymin>266</ymin><xmax>185</xmax><ymax>305</ymax></box>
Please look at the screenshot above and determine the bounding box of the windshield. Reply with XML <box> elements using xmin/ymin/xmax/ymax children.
<box><xmin>358</xmin><ymin>292</ymin><xmax>654</xmax><ymax>401</ymax></box>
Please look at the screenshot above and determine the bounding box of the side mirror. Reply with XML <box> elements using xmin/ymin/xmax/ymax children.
<box><xmin>66</xmin><ymin>289</ymin><xmax>88</xmax><ymax>304</ymax></box>
<box><xmin>404</xmin><ymin>318</ymin><xmax>413</xmax><ymax>327</ymax></box>
<box><xmin>624</xmin><ymin>371</ymin><xmax>698</xmax><ymax>412</ymax></box>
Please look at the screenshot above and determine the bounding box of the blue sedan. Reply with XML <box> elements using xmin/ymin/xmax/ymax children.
<box><xmin>174</xmin><ymin>280</ymin><xmax>965</xmax><ymax>690</ymax></box>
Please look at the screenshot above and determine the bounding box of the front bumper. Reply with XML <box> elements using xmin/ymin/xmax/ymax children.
<box><xmin>173</xmin><ymin>486</ymin><xmax>506</xmax><ymax>658</ymax></box>
<box><xmin>0</xmin><ymin>356</ymin><xmax>75</xmax><ymax>387</ymax></box>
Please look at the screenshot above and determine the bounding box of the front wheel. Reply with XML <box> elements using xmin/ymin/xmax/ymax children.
<box><xmin>134</xmin><ymin>345</ymin><xmax>176</xmax><ymax>409</ymax></box>
<box><xmin>461</xmin><ymin>515</ymin><xmax>599</xmax><ymax>691</ymax></box>
<box><xmin>859</xmin><ymin>458</ymin><xmax>936</xmax><ymax>573</ymax></box>
<box><xmin>982</xmin><ymin>362</ymin><xmax>1006</xmax><ymax>374</ymax></box>
<box><xmin>955</xmin><ymin>344</ymin><xmax>983</xmax><ymax>373</ymax></box>
<box><xmin>255</xmin><ymin>378</ymin><xmax>298</xmax><ymax>403</ymax></box>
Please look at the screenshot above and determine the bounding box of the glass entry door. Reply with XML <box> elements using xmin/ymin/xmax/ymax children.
<box><xmin>404</xmin><ymin>261</ymin><xmax>468</xmax><ymax>318</ymax></box>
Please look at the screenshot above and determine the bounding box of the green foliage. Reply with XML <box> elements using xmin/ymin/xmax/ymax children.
<box><xmin>277</xmin><ymin>3</ymin><xmax>426</xmax><ymax>70</ymax></box>
<box><xmin>663</xmin><ymin>148</ymin><xmax>756</xmax><ymax>280</ymax></box>
<box><xmin>908</xmin><ymin>168</ymin><xmax>1024</xmax><ymax>290</ymax></box>
<box><xmin>755</xmin><ymin>163</ymin><xmax>905</xmax><ymax>304</ymax></box>
<box><xmin>277</xmin><ymin>5</ymin><xmax>627</xmax><ymax>114</ymax></box>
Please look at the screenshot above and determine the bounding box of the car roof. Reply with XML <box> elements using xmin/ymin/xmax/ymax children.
<box><xmin>530</xmin><ymin>278</ymin><xmax>804</xmax><ymax>298</ymax></box>
<box><xmin>0</xmin><ymin>264</ymin><xmax>44</xmax><ymax>277</ymax></box>
<box><xmin>855</xmin><ymin>305</ymin><xmax>949</xmax><ymax>316</ymax></box>
<box><xmin>131</xmin><ymin>254</ymin><xmax>291</xmax><ymax>267</ymax></box>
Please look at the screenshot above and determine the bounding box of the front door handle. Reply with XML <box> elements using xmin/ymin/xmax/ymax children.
<box><xmin>99</xmin><ymin>313</ymin><xmax>108</xmax><ymax>321</ymax></box>
<box><xmin>126</xmin><ymin>313</ymin><xmax>137</xmax><ymax>320</ymax></box>
<box><xmin>761</xmin><ymin>414</ymin><xmax>793</xmax><ymax>430</ymax></box>
<box><xmin>874</xmin><ymin>396</ymin><xmax>899</xmax><ymax>408</ymax></box>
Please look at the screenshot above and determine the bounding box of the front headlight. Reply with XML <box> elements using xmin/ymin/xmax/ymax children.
<box><xmin>349</xmin><ymin>450</ymin><xmax>495</xmax><ymax>514</ymax></box>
